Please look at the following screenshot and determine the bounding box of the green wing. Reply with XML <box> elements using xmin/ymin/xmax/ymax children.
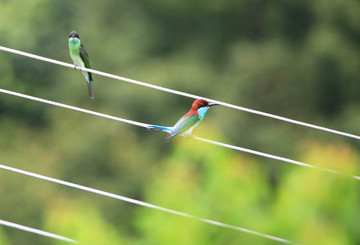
<box><xmin>79</xmin><ymin>44</ymin><xmax>93</xmax><ymax>81</ymax></box>
<box><xmin>165</xmin><ymin>114</ymin><xmax>199</xmax><ymax>141</ymax></box>
<box><xmin>164</xmin><ymin>114</ymin><xmax>199</xmax><ymax>143</ymax></box>
<box><xmin>79</xmin><ymin>44</ymin><xmax>91</xmax><ymax>68</ymax></box>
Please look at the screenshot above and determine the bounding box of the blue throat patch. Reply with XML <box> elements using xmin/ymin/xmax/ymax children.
<box><xmin>198</xmin><ymin>107</ymin><xmax>210</xmax><ymax>121</ymax></box>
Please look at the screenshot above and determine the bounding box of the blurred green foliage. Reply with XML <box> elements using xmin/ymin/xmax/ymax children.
<box><xmin>0</xmin><ymin>0</ymin><xmax>360</xmax><ymax>244</ymax></box>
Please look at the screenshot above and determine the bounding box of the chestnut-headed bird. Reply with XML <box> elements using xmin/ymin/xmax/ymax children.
<box><xmin>68</xmin><ymin>31</ymin><xmax>94</xmax><ymax>99</ymax></box>
<box><xmin>147</xmin><ymin>99</ymin><xmax>218</xmax><ymax>143</ymax></box>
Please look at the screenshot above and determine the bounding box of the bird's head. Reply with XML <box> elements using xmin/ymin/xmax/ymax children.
<box><xmin>192</xmin><ymin>99</ymin><xmax>218</xmax><ymax>110</ymax></box>
<box><xmin>69</xmin><ymin>31</ymin><xmax>80</xmax><ymax>42</ymax></box>
<box><xmin>190</xmin><ymin>99</ymin><xmax>219</xmax><ymax>120</ymax></box>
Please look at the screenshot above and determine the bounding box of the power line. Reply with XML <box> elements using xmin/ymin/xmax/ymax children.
<box><xmin>0</xmin><ymin>89</ymin><xmax>148</xmax><ymax>128</ymax></box>
<box><xmin>1</xmin><ymin>88</ymin><xmax>359</xmax><ymax>180</ymax></box>
<box><xmin>0</xmin><ymin>164</ymin><xmax>291</xmax><ymax>244</ymax></box>
<box><xmin>194</xmin><ymin>137</ymin><xmax>360</xmax><ymax>180</ymax></box>
<box><xmin>0</xmin><ymin>219</ymin><xmax>77</xmax><ymax>243</ymax></box>
<box><xmin>0</xmin><ymin>46</ymin><xmax>359</xmax><ymax>141</ymax></box>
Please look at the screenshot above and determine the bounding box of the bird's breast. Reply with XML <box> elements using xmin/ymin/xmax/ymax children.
<box><xmin>71</xmin><ymin>55</ymin><xmax>85</xmax><ymax>67</ymax></box>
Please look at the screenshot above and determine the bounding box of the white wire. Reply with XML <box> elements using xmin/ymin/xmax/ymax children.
<box><xmin>0</xmin><ymin>89</ymin><xmax>148</xmax><ymax>128</ymax></box>
<box><xmin>1</xmin><ymin>88</ymin><xmax>359</xmax><ymax>180</ymax></box>
<box><xmin>194</xmin><ymin>136</ymin><xmax>360</xmax><ymax>181</ymax></box>
<box><xmin>0</xmin><ymin>219</ymin><xmax>77</xmax><ymax>243</ymax></box>
<box><xmin>0</xmin><ymin>45</ymin><xmax>359</xmax><ymax>140</ymax></box>
<box><xmin>0</xmin><ymin>164</ymin><xmax>291</xmax><ymax>244</ymax></box>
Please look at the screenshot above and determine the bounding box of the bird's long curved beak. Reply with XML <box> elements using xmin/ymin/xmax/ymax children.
<box><xmin>208</xmin><ymin>103</ymin><xmax>219</xmax><ymax>107</ymax></box>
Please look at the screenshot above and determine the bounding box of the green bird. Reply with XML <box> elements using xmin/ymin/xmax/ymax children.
<box><xmin>68</xmin><ymin>31</ymin><xmax>94</xmax><ymax>99</ymax></box>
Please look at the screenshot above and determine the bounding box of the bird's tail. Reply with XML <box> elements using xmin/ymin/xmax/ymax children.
<box><xmin>163</xmin><ymin>133</ymin><xmax>175</xmax><ymax>143</ymax></box>
<box><xmin>87</xmin><ymin>81</ymin><xmax>94</xmax><ymax>99</ymax></box>
<box><xmin>147</xmin><ymin>125</ymin><xmax>172</xmax><ymax>133</ymax></box>
<box><xmin>83</xmin><ymin>71</ymin><xmax>94</xmax><ymax>99</ymax></box>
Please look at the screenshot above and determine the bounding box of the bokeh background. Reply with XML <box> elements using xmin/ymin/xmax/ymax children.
<box><xmin>1</xmin><ymin>0</ymin><xmax>360</xmax><ymax>244</ymax></box>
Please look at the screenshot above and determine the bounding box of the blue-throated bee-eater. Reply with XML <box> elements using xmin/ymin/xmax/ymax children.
<box><xmin>68</xmin><ymin>31</ymin><xmax>94</xmax><ymax>99</ymax></box>
<box><xmin>148</xmin><ymin>99</ymin><xmax>218</xmax><ymax>143</ymax></box>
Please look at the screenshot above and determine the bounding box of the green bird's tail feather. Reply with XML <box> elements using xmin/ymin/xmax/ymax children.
<box><xmin>82</xmin><ymin>71</ymin><xmax>94</xmax><ymax>99</ymax></box>
<box><xmin>87</xmin><ymin>81</ymin><xmax>94</xmax><ymax>99</ymax></box>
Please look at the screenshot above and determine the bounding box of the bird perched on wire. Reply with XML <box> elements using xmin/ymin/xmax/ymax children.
<box><xmin>68</xmin><ymin>31</ymin><xmax>94</xmax><ymax>99</ymax></box>
<box><xmin>147</xmin><ymin>99</ymin><xmax>218</xmax><ymax>143</ymax></box>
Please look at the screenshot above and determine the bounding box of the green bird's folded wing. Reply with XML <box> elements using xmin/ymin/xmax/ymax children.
<box><xmin>79</xmin><ymin>44</ymin><xmax>93</xmax><ymax>81</ymax></box>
